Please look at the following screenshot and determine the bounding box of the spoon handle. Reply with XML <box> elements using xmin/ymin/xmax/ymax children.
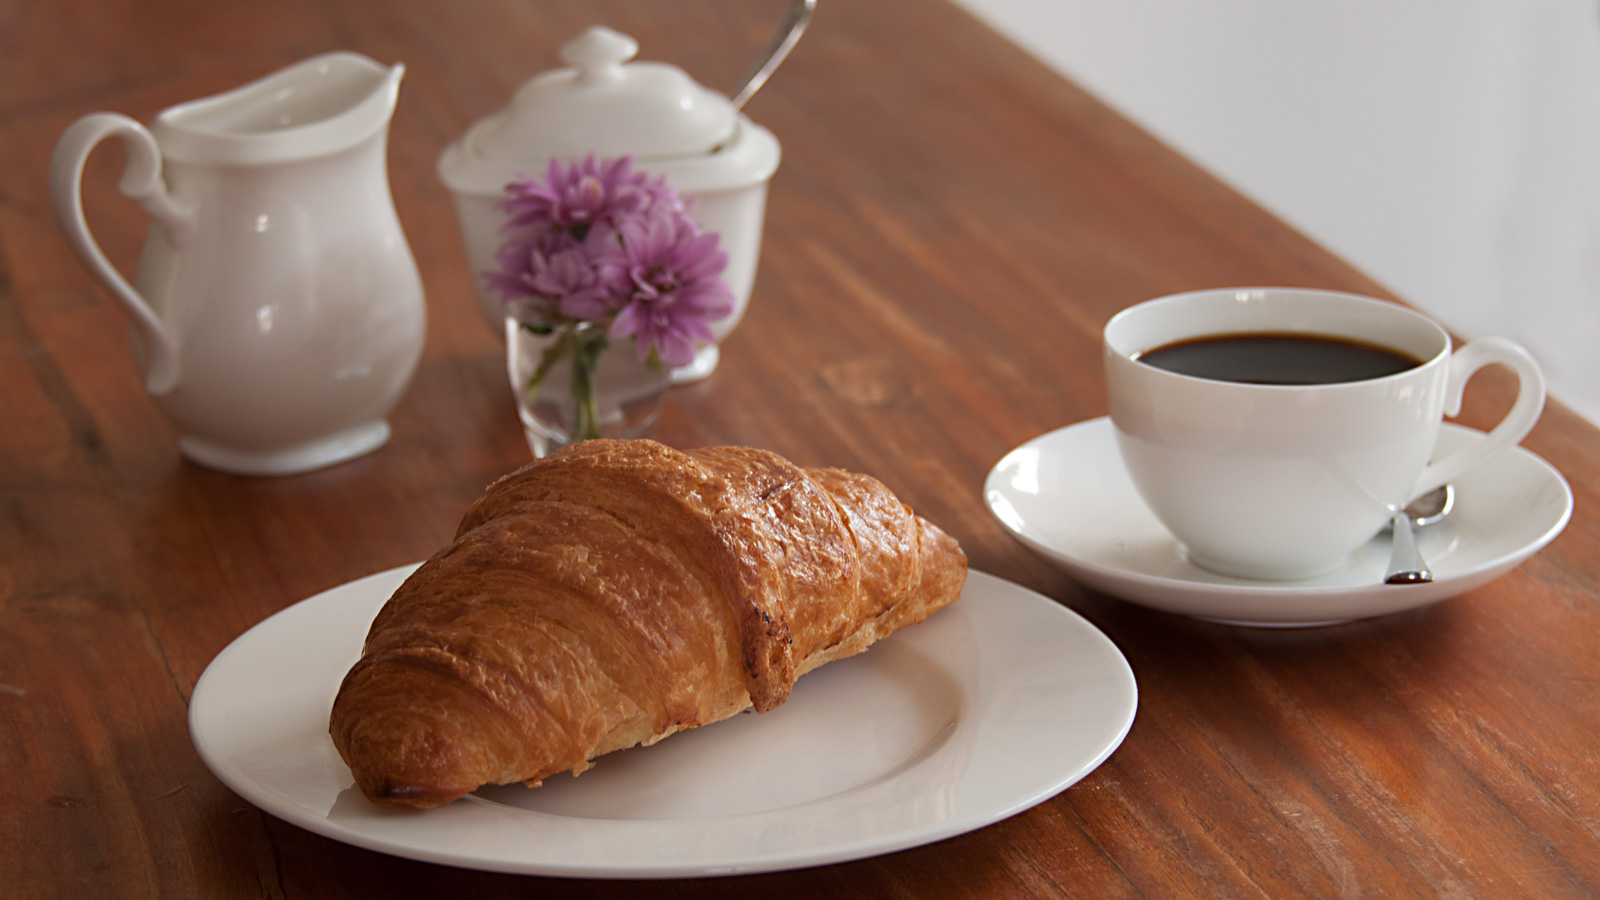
<box><xmin>1384</xmin><ymin>513</ymin><xmax>1434</xmax><ymax>585</ymax></box>
<box><xmin>731</xmin><ymin>0</ymin><xmax>816</xmax><ymax>110</ymax></box>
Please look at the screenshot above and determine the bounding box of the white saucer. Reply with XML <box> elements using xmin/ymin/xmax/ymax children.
<box><xmin>985</xmin><ymin>418</ymin><xmax>1572</xmax><ymax>627</ymax></box>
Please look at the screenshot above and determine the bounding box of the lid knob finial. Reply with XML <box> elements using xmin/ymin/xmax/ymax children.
<box><xmin>560</xmin><ymin>26</ymin><xmax>639</xmax><ymax>85</ymax></box>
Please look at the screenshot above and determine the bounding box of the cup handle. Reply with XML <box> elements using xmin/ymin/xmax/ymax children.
<box><xmin>1410</xmin><ymin>337</ymin><xmax>1545</xmax><ymax>500</ymax></box>
<box><xmin>49</xmin><ymin>113</ymin><xmax>192</xmax><ymax>395</ymax></box>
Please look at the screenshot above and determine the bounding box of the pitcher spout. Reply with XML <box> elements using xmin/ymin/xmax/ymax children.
<box><xmin>151</xmin><ymin>52</ymin><xmax>404</xmax><ymax>165</ymax></box>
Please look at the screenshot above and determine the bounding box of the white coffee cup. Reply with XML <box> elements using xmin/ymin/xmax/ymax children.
<box><xmin>1103</xmin><ymin>287</ymin><xmax>1545</xmax><ymax>581</ymax></box>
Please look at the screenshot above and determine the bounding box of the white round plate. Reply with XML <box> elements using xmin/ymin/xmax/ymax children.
<box><xmin>189</xmin><ymin>566</ymin><xmax>1137</xmax><ymax>878</ymax></box>
<box><xmin>985</xmin><ymin>418</ymin><xmax>1572</xmax><ymax>627</ymax></box>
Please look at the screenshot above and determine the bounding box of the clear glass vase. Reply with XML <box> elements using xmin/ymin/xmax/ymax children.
<box><xmin>505</xmin><ymin>316</ymin><xmax>670</xmax><ymax>458</ymax></box>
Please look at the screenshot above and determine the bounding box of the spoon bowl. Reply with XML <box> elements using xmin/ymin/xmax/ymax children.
<box><xmin>1406</xmin><ymin>484</ymin><xmax>1454</xmax><ymax>527</ymax></box>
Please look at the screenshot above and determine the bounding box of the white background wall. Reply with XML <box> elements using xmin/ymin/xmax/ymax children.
<box><xmin>954</xmin><ymin>0</ymin><xmax>1600</xmax><ymax>430</ymax></box>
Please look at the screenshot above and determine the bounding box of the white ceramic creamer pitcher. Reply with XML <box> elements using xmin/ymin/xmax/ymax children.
<box><xmin>50</xmin><ymin>53</ymin><xmax>426</xmax><ymax>476</ymax></box>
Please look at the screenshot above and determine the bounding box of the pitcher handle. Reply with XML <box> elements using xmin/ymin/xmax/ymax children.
<box><xmin>1410</xmin><ymin>337</ymin><xmax>1545</xmax><ymax>501</ymax></box>
<box><xmin>50</xmin><ymin>113</ymin><xmax>192</xmax><ymax>395</ymax></box>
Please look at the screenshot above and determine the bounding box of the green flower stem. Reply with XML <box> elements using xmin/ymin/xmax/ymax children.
<box><xmin>524</xmin><ymin>326</ymin><xmax>572</xmax><ymax>398</ymax></box>
<box><xmin>570</xmin><ymin>330</ymin><xmax>605</xmax><ymax>441</ymax></box>
<box><xmin>523</xmin><ymin>322</ymin><xmax>610</xmax><ymax>444</ymax></box>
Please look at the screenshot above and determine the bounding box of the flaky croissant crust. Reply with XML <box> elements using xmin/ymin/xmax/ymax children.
<box><xmin>329</xmin><ymin>439</ymin><xmax>967</xmax><ymax>807</ymax></box>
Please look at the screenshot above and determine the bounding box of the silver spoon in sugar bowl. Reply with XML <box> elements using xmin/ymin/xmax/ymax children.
<box><xmin>1384</xmin><ymin>484</ymin><xmax>1454</xmax><ymax>585</ymax></box>
<box><xmin>730</xmin><ymin>0</ymin><xmax>816</xmax><ymax>110</ymax></box>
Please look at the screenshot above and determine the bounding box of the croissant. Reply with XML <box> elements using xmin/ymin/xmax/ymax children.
<box><xmin>329</xmin><ymin>439</ymin><xmax>967</xmax><ymax>808</ymax></box>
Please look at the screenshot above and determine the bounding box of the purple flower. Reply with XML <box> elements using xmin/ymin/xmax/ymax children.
<box><xmin>607</xmin><ymin>211</ymin><xmax>734</xmax><ymax>367</ymax></box>
<box><xmin>498</xmin><ymin>154</ymin><xmax>682</xmax><ymax>235</ymax></box>
<box><xmin>486</xmin><ymin>154</ymin><xmax>733</xmax><ymax>369</ymax></box>
<box><xmin>485</xmin><ymin>219</ymin><xmax>633</xmax><ymax>313</ymax></box>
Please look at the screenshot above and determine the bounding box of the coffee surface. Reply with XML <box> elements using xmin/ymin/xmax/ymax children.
<box><xmin>1135</xmin><ymin>332</ymin><xmax>1423</xmax><ymax>385</ymax></box>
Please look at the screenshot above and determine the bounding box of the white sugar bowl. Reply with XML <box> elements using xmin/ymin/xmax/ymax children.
<box><xmin>438</xmin><ymin>26</ymin><xmax>782</xmax><ymax>383</ymax></box>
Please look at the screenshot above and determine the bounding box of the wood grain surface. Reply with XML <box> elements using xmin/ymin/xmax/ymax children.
<box><xmin>3</xmin><ymin>0</ymin><xmax>1597</xmax><ymax>897</ymax></box>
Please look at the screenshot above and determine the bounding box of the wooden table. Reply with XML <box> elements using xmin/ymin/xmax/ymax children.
<box><xmin>5</xmin><ymin>0</ymin><xmax>1597</xmax><ymax>896</ymax></box>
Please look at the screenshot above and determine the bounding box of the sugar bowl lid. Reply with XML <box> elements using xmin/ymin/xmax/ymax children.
<box><xmin>439</xmin><ymin>26</ymin><xmax>740</xmax><ymax>194</ymax></box>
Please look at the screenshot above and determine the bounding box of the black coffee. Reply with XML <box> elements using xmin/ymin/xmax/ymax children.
<box><xmin>1134</xmin><ymin>332</ymin><xmax>1423</xmax><ymax>385</ymax></box>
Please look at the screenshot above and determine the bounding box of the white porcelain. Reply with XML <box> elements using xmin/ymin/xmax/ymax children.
<box><xmin>1104</xmin><ymin>288</ymin><xmax>1544</xmax><ymax>580</ymax></box>
<box><xmin>50</xmin><ymin>53</ymin><xmax>426</xmax><ymax>476</ymax></box>
<box><xmin>189</xmin><ymin>566</ymin><xmax>1136</xmax><ymax>878</ymax></box>
<box><xmin>986</xmin><ymin>418</ymin><xmax>1573</xmax><ymax>627</ymax></box>
<box><xmin>438</xmin><ymin>26</ymin><xmax>781</xmax><ymax>383</ymax></box>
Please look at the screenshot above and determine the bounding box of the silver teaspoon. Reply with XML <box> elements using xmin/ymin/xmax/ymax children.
<box><xmin>1383</xmin><ymin>484</ymin><xmax>1454</xmax><ymax>585</ymax></box>
<box><xmin>730</xmin><ymin>0</ymin><xmax>816</xmax><ymax>110</ymax></box>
